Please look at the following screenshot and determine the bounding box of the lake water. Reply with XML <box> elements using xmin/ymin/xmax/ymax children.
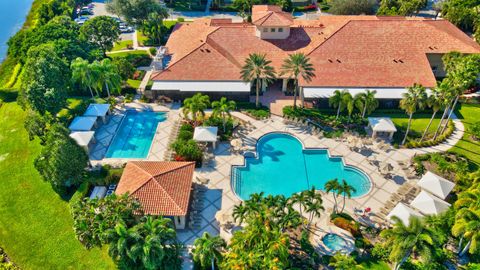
<box><xmin>0</xmin><ymin>0</ymin><xmax>33</xmax><ymax>61</ymax></box>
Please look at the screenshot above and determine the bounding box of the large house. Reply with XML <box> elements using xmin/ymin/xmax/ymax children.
<box><xmin>150</xmin><ymin>5</ymin><xmax>480</xmax><ymax>106</ymax></box>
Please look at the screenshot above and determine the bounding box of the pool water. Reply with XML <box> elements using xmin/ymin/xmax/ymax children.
<box><xmin>232</xmin><ymin>133</ymin><xmax>371</xmax><ymax>200</ymax></box>
<box><xmin>105</xmin><ymin>111</ymin><xmax>166</xmax><ymax>158</ymax></box>
<box><xmin>322</xmin><ymin>233</ymin><xmax>348</xmax><ymax>251</ymax></box>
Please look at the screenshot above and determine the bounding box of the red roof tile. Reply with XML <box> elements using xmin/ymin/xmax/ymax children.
<box><xmin>151</xmin><ymin>9</ymin><xmax>480</xmax><ymax>88</ymax></box>
<box><xmin>116</xmin><ymin>161</ymin><xmax>195</xmax><ymax>216</ymax></box>
<box><xmin>252</xmin><ymin>5</ymin><xmax>293</xmax><ymax>26</ymax></box>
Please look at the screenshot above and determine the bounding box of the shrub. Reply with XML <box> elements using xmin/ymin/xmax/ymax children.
<box><xmin>178</xmin><ymin>129</ymin><xmax>193</xmax><ymax>141</ymax></box>
<box><xmin>332</xmin><ymin>217</ymin><xmax>361</xmax><ymax>237</ymax></box>
<box><xmin>330</xmin><ymin>212</ymin><xmax>354</xmax><ymax>221</ymax></box>
<box><xmin>204</xmin><ymin>116</ymin><xmax>235</xmax><ymax>140</ymax></box>
<box><xmin>177</xmin><ymin>17</ymin><xmax>185</xmax><ymax>22</ymax></box>
<box><xmin>329</xmin><ymin>0</ymin><xmax>376</xmax><ymax>15</ymax></box>
<box><xmin>180</xmin><ymin>123</ymin><xmax>194</xmax><ymax>132</ymax></box>
<box><xmin>171</xmin><ymin>139</ymin><xmax>203</xmax><ymax>165</ymax></box>
<box><xmin>371</xmin><ymin>243</ymin><xmax>390</xmax><ymax>261</ymax></box>
<box><xmin>149</xmin><ymin>47</ymin><xmax>157</xmax><ymax>56</ymax></box>
<box><xmin>124</xmin><ymin>93</ymin><xmax>134</xmax><ymax>103</ymax></box>
<box><xmin>469</xmin><ymin>121</ymin><xmax>480</xmax><ymax>140</ymax></box>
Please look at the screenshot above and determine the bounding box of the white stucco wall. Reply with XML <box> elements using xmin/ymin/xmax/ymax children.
<box><xmin>303</xmin><ymin>87</ymin><xmax>432</xmax><ymax>99</ymax></box>
<box><xmin>255</xmin><ymin>26</ymin><xmax>290</xmax><ymax>39</ymax></box>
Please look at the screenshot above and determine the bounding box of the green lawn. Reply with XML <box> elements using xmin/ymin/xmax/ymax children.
<box><xmin>359</xmin><ymin>260</ymin><xmax>390</xmax><ymax>270</ymax></box>
<box><xmin>127</xmin><ymin>79</ymin><xmax>142</xmax><ymax>89</ymax></box>
<box><xmin>111</xmin><ymin>40</ymin><xmax>133</xmax><ymax>52</ymax></box>
<box><xmin>0</xmin><ymin>96</ymin><xmax>114</xmax><ymax>269</ymax></box>
<box><xmin>450</xmin><ymin>103</ymin><xmax>480</xmax><ymax>165</ymax></box>
<box><xmin>166</xmin><ymin>0</ymin><xmax>206</xmax><ymax>11</ymax></box>
<box><xmin>107</xmin><ymin>49</ymin><xmax>149</xmax><ymax>58</ymax></box>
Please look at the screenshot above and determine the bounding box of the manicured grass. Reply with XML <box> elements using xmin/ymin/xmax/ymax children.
<box><xmin>166</xmin><ymin>0</ymin><xmax>206</xmax><ymax>11</ymax></box>
<box><xmin>111</xmin><ymin>40</ymin><xmax>133</xmax><ymax>52</ymax></box>
<box><xmin>359</xmin><ymin>260</ymin><xmax>390</xmax><ymax>270</ymax></box>
<box><xmin>0</xmin><ymin>97</ymin><xmax>114</xmax><ymax>269</ymax></box>
<box><xmin>450</xmin><ymin>103</ymin><xmax>480</xmax><ymax>165</ymax></box>
<box><xmin>108</xmin><ymin>50</ymin><xmax>149</xmax><ymax>58</ymax></box>
<box><xmin>127</xmin><ymin>79</ymin><xmax>142</xmax><ymax>89</ymax></box>
<box><xmin>137</xmin><ymin>31</ymin><xmax>149</xmax><ymax>47</ymax></box>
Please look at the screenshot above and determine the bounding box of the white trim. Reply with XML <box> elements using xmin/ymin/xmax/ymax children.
<box><xmin>152</xmin><ymin>81</ymin><xmax>251</xmax><ymax>92</ymax></box>
<box><xmin>303</xmin><ymin>87</ymin><xmax>432</xmax><ymax>99</ymax></box>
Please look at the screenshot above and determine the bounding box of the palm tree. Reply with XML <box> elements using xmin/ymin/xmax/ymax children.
<box><xmin>280</xmin><ymin>52</ymin><xmax>316</xmax><ymax>108</ymax></box>
<box><xmin>380</xmin><ymin>216</ymin><xmax>438</xmax><ymax>270</ymax></box>
<box><xmin>240</xmin><ymin>53</ymin><xmax>276</xmax><ymax>108</ymax></box>
<box><xmin>71</xmin><ymin>58</ymin><xmax>98</xmax><ymax>98</ymax></box>
<box><xmin>399</xmin><ymin>83</ymin><xmax>427</xmax><ymax>145</ymax></box>
<box><xmin>93</xmin><ymin>59</ymin><xmax>121</xmax><ymax>98</ymax></box>
<box><xmin>452</xmin><ymin>206</ymin><xmax>480</xmax><ymax>256</ymax></box>
<box><xmin>339</xmin><ymin>179</ymin><xmax>356</xmax><ymax>213</ymax></box>
<box><xmin>107</xmin><ymin>217</ymin><xmax>181</xmax><ymax>270</ymax></box>
<box><xmin>324</xmin><ymin>179</ymin><xmax>340</xmax><ymax>214</ymax></box>
<box><xmin>192</xmin><ymin>232</ymin><xmax>226</xmax><ymax>270</ymax></box>
<box><xmin>232</xmin><ymin>202</ymin><xmax>247</xmax><ymax>224</ymax></box>
<box><xmin>354</xmin><ymin>90</ymin><xmax>378</xmax><ymax>118</ymax></box>
<box><xmin>343</xmin><ymin>91</ymin><xmax>354</xmax><ymax>120</ymax></box>
<box><xmin>303</xmin><ymin>186</ymin><xmax>324</xmax><ymax>226</ymax></box>
<box><xmin>182</xmin><ymin>93</ymin><xmax>210</xmax><ymax>126</ymax></box>
<box><xmin>211</xmin><ymin>97</ymin><xmax>236</xmax><ymax>132</ymax></box>
<box><xmin>290</xmin><ymin>190</ymin><xmax>308</xmax><ymax>217</ymax></box>
<box><xmin>421</xmin><ymin>87</ymin><xmax>445</xmax><ymax>142</ymax></box>
<box><xmin>328</xmin><ymin>90</ymin><xmax>348</xmax><ymax>120</ymax></box>
<box><xmin>329</xmin><ymin>253</ymin><xmax>362</xmax><ymax>270</ymax></box>
<box><xmin>433</xmin><ymin>80</ymin><xmax>454</xmax><ymax>140</ymax></box>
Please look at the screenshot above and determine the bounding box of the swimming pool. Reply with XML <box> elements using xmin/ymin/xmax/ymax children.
<box><xmin>231</xmin><ymin>133</ymin><xmax>371</xmax><ymax>200</ymax></box>
<box><xmin>322</xmin><ymin>233</ymin><xmax>348</xmax><ymax>252</ymax></box>
<box><xmin>105</xmin><ymin>110</ymin><xmax>167</xmax><ymax>158</ymax></box>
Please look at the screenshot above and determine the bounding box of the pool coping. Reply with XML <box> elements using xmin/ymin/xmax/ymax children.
<box><xmin>230</xmin><ymin>131</ymin><xmax>374</xmax><ymax>201</ymax></box>
<box><xmin>102</xmin><ymin>108</ymin><xmax>170</xmax><ymax>161</ymax></box>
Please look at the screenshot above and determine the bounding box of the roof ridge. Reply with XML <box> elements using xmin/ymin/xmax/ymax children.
<box><xmin>125</xmin><ymin>162</ymin><xmax>157</xmax><ymax>194</ymax></box>
<box><xmin>253</xmin><ymin>12</ymin><xmax>272</xmax><ymax>25</ymax></box>
<box><xmin>206</xmin><ymin>34</ymin><xmax>243</xmax><ymax>68</ymax></box>
<box><xmin>132</xmin><ymin>177</ymin><xmax>186</xmax><ymax>214</ymax></box>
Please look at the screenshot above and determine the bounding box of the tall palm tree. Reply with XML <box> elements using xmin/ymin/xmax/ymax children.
<box><xmin>240</xmin><ymin>53</ymin><xmax>276</xmax><ymax>108</ymax></box>
<box><xmin>107</xmin><ymin>217</ymin><xmax>181</xmax><ymax>270</ymax></box>
<box><xmin>433</xmin><ymin>80</ymin><xmax>454</xmax><ymax>140</ymax></box>
<box><xmin>354</xmin><ymin>89</ymin><xmax>378</xmax><ymax>118</ymax></box>
<box><xmin>211</xmin><ymin>97</ymin><xmax>236</xmax><ymax>132</ymax></box>
<box><xmin>421</xmin><ymin>87</ymin><xmax>445</xmax><ymax>142</ymax></box>
<box><xmin>324</xmin><ymin>179</ymin><xmax>340</xmax><ymax>214</ymax></box>
<box><xmin>280</xmin><ymin>52</ymin><xmax>316</xmax><ymax>108</ymax></box>
<box><xmin>329</xmin><ymin>90</ymin><xmax>349</xmax><ymax>120</ymax></box>
<box><xmin>339</xmin><ymin>179</ymin><xmax>356</xmax><ymax>213</ymax></box>
<box><xmin>71</xmin><ymin>57</ymin><xmax>98</xmax><ymax>98</ymax></box>
<box><xmin>399</xmin><ymin>83</ymin><xmax>427</xmax><ymax>145</ymax></box>
<box><xmin>343</xmin><ymin>92</ymin><xmax>354</xmax><ymax>120</ymax></box>
<box><xmin>192</xmin><ymin>232</ymin><xmax>226</xmax><ymax>270</ymax></box>
<box><xmin>182</xmin><ymin>93</ymin><xmax>210</xmax><ymax>126</ymax></box>
<box><xmin>290</xmin><ymin>190</ymin><xmax>308</xmax><ymax>217</ymax></box>
<box><xmin>452</xmin><ymin>205</ymin><xmax>480</xmax><ymax>256</ymax></box>
<box><xmin>232</xmin><ymin>202</ymin><xmax>247</xmax><ymax>224</ymax></box>
<box><xmin>92</xmin><ymin>59</ymin><xmax>121</xmax><ymax>98</ymax></box>
<box><xmin>303</xmin><ymin>186</ymin><xmax>324</xmax><ymax>226</ymax></box>
<box><xmin>380</xmin><ymin>216</ymin><xmax>438</xmax><ymax>270</ymax></box>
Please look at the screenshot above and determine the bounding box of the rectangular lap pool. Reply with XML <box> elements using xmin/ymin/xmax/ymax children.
<box><xmin>105</xmin><ymin>110</ymin><xmax>167</xmax><ymax>158</ymax></box>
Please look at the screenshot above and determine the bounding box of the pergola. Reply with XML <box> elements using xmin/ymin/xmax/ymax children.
<box><xmin>193</xmin><ymin>126</ymin><xmax>218</xmax><ymax>148</ymax></box>
<box><xmin>68</xmin><ymin>116</ymin><xmax>97</xmax><ymax>131</ymax></box>
<box><xmin>410</xmin><ymin>190</ymin><xmax>451</xmax><ymax>215</ymax></box>
<box><xmin>367</xmin><ymin>117</ymin><xmax>397</xmax><ymax>139</ymax></box>
<box><xmin>83</xmin><ymin>104</ymin><xmax>111</xmax><ymax>124</ymax></box>
<box><xmin>69</xmin><ymin>131</ymin><xmax>95</xmax><ymax>153</ymax></box>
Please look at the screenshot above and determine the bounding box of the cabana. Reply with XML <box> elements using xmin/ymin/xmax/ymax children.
<box><xmin>387</xmin><ymin>203</ymin><xmax>424</xmax><ymax>226</ymax></box>
<box><xmin>68</xmin><ymin>116</ymin><xmax>97</xmax><ymax>131</ymax></box>
<box><xmin>410</xmin><ymin>190</ymin><xmax>451</xmax><ymax>215</ymax></box>
<box><xmin>69</xmin><ymin>131</ymin><xmax>95</xmax><ymax>153</ymax></box>
<box><xmin>417</xmin><ymin>171</ymin><xmax>455</xmax><ymax>200</ymax></box>
<box><xmin>367</xmin><ymin>117</ymin><xmax>397</xmax><ymax>139</ymax></box>
<box><xmin>193</xmin><ymin>126</ymin><xmax>218</xmax><ymax>148</ymax></box>
<box><xmin>83</xmin><ymin>104</ymin><xmax>111</xmax><ymax>124</ymax></box>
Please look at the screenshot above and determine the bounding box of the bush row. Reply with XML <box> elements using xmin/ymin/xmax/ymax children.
<box><xmin>170</xmin><ymin>123</ymin><xmax>203</xmax><ymax>166</ymax></box>
<box><xmin>404</xmin><ymin>120</ymin><xmax>455</xmax><ymax>148</ymax></box>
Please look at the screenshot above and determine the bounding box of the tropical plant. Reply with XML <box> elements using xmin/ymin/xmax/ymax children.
<box><xmin>343</xmin><ymin>91</ymin><xmax>354</xmax><ymax>120</ymax></box>
<box><xmin>339</xmin><ymin>179</ymin><xmax>356</xmax><ymax>213</ymax></box>
<box><xmin>421</xmin><ymin>86</ymin><xmax>446</xmax><ymax>142</ymax></box>
<box><xmin>182</xmin><ymin>93</ymin><xmax>210</xmax><ymax>126</ymax></box>
<box><xmin>79</xmin><ymin>16</ymin><xmax>120</xmax><ymax>55</ymax></box>
<box><xmin>452</xmin><ymin>192</ymin><xmax>480</xmax><ymax>256</ymax></box>
<box><xmin>325</xmin><ymin>179</ymin><xmax>341</xmax><ymax>213</ymax></box>
<box><xmin>92</xmin><ymin>58</ymin><xmax>122</xmax><ymax>97</ymax></box>
<box><xmin>469</xmin><ymin>121</ymin><xmax>480</xmax><ymax>140</ymax></box>
<box><xmin>380</xmin><ymin>216</ymin><xmax>439</xmax><ymax>270</ymax></box>
<box><xmin>280</xmin><ymin>52</ymin><xmax>315</xmax><ymax>108</ymax></box>
<box><xmin>107</xmin><ymin>216</ymin><xmax>182</xmax><ymax>270</ymax></box>
<box><xmin>329</xmin><ymin>90</ymin><xmax>352</xmax><ymax>120</ymax></box>
<box><xmin>354</xmin><ymin>89</ymin><xmax>378</xmax><ymax>118</ymax></box>
<box><xmin>329</xmin><ymin>253</ymin><xmax>362</xmax><ymax>270</ymax></box>
<box><xmin>142</xmin><ymin>10</ymin><xmax>169</xmax><ymax>45</ymax></box>
<box><xmin>71</xmin><ymin>194</ymin><xmax>141</xmax><ymax>249</ymax></box>
<box><xmin>71</xmin><ymin>57</ymin><xmax>98</xmax><ymax>98</ymax></box>
<box><xmin>211</xmin><ymin>97</ymin><xmax>236</xmax><ymax>132</ymax></box>
<box><xmin>399</xmin><ymin>83</ymin><xmax>427</xmax><ymax>145</ymax></box>
<box><xmin>240</xmin><ymin>53</ymin><xmax>276</xmax><ymax>108</ymax></box>
<box><xmin>192</xmin><ymin>232</ymin><xmax>226</xmax><ymax>270</ymax></box>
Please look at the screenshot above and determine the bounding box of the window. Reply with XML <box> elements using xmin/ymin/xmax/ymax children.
<box><xmin>271</xmin><ymin>28</ymin><xmax>276</xmax><ymax>32</ymax></box>
<box><xmin>278</xmin><ymin>28</ymin><xmax>283</xmax><ymax>32</ymax></box>
<box><xmin>263</xmin><ymin>28</ymin><xmax>268</xmax><ymax>33</ymax></box>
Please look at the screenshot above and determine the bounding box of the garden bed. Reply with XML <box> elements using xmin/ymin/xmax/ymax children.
<box><xmin>236</xmin><ymin>102</ymin><xmax>270</xmax><ymax>120</ymax></box>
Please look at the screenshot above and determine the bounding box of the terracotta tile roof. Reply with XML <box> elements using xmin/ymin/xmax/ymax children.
<box><xmin>151</xmin><ymin>11</ymin><xmax>480</xmax><ymax>88</ymax></box>
<box><xmin>116</xmin><ymin>161</ymin><xmax>195</xmax><ymax>216</ymax></box>
<box><xmin>252</xmin><ymin>5</ymin><xmax>293</xmax><ymax>26</ymax></box>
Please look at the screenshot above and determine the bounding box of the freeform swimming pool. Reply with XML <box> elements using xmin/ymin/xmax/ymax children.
<box><xmin>322</xmin><ymin>233</ymin><xmax>348</xmax><ymax>252</ymax></box>
<box><xmin>231</xmin><ymin>133</ymin><xmax>372</xmax><ymax>200</ymax></box>
<box><xmin>105</xmin><ymin>110</ymin><xmax>167</xmax><ymax>158</ymax></box>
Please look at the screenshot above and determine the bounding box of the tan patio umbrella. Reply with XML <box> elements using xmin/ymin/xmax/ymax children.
<box><xmin>230</xmin><ymin>138</ymin><xmax>242</xmax><ymax>151</ymax></box>
<box><xmin>215</xmin><ymin>209</ymin><xmax>234</xmax><ymax>225</ymax></box>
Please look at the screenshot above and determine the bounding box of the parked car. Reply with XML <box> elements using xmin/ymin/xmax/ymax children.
<box><xmin>119</xmin><ymin>23</ymin><xmax>134</xmax><ymax>33</ymax></box>
<box><xmin>78</xmin><ymin>8</ymin><xmax>93</xmax><ymax>16</ymax></box>
<box><xmin>74</xmin><ymin>16</ymin><xmax>90</xmax><ymax>25</ymax></box>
